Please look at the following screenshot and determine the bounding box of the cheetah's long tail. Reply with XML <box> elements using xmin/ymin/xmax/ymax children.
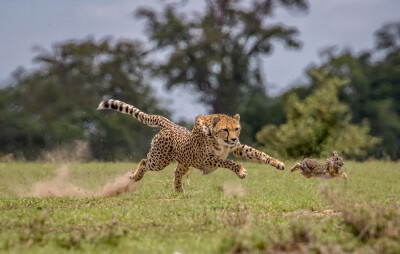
<box><xmin>97</xmin><ymin>99</ymin><xmax>173</xmax><ymax>128</ymax></box>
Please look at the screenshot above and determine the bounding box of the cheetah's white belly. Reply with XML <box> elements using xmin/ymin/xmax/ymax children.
<box><xmin>201</xmin><ymin>167</ymin><xmax>218</xmax><ymax>175</ymax></box>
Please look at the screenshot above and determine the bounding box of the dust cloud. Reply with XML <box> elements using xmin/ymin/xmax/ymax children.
<box><xmin>223</xmin><ymin>182</ymin><xmax>245</xmax><ymax>198</ymax></box>
<box><xmin>29</xmin><ymin>165</ymin><xmax>136</xmax><ymax>198</ymax></box>
<box><xmin>97</xmin><ymin>171</ymin><xmax>136</xmax><ymax>197</ymax></box>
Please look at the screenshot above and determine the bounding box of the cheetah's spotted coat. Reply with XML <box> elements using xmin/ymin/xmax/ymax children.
<box><xmin>98</xmin><ymin>99</ymin><xmax>285</xmax><ymax>191</ymax></box>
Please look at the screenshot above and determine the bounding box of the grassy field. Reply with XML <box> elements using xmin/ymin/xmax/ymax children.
<box><xmin>0</xmin><ymin>161</ymin><xmax>399</xmax><ymax>253</ymax></box>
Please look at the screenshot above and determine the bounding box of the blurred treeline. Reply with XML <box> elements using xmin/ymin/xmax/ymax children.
<box><xmin>0</xmin><ymin>0</ymin><xmax>399</xmax><ymax>161</ymax></box>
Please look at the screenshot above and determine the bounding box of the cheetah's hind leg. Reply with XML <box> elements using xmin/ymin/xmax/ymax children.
<box><xmin>129</xmin><ymin>159</ymin><xmax>148</xmax><ymax>181</ymax></box>
<box><xmin>290</xmin><ymin>163</ymin><xmax>301</xmax><ymax>172</ymax></box>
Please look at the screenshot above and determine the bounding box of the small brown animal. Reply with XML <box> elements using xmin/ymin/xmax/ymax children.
<box><xmin>290</xmin><ymin>151</ymin><xmax>347</xmax><ymax>179</ymax></box>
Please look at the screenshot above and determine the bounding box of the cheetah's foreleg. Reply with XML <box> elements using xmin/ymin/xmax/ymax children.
<box><xmin>207</xmin><ymin>158</ymin><xmax>247</xmax><ymax>179</ymax></box>
<box><xmin>173</xmin><ymin>163</ymin><xmax>189</xmax><ymax>192</ymax></box>
<box><xmin>233</xmin><ymin>144</ymin><xmax>285</xmax><ymax>170</ymax></box>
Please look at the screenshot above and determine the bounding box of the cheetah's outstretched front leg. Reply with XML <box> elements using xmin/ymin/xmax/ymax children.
<box><xmin>207</xmin><ymin>158</ymin><xmax>247</xmax><ymax>179</ymax></box>
<box><xmin>233</xmin><ymin>144</ymin><xmax>285</xmax><ymax>170</ymax></box>
<box><xmin>174</xmin><ymin>163</ymin><xmax>189</xmax><ymax>192</ymax></box>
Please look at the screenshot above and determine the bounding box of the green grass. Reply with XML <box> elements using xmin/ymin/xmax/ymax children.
<box><xmin>0</xmin><ymin>161</ymin><xmax>399</xmax><ymax>253</ymax></box>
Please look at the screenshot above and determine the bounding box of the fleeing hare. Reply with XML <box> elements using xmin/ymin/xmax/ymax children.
<box><xmin>291</xmin><ymin>151</ymin><xmax>347</xmax><ymax>179</ymax></box>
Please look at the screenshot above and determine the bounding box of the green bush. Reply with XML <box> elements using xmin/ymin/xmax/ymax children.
<box><xmin>256</xmin><ymin>71</ymin><xmax>380</xmax><ymax>159</ymax></box>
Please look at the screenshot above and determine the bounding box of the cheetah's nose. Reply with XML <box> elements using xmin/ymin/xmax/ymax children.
<box><xmin>231</xmin><ymin>138</ymin><xmax>237</xmax><ymax>142</ymax></box>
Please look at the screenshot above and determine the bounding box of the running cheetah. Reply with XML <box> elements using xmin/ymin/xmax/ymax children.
<box><xmin>98</xmin><ymin>99</ymin><xmax>285</xmax><ymax>192</ymax></box>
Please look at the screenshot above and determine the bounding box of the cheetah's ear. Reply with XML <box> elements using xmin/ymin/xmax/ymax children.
<box><xmin>212</xmin><ymin>116</ymin><xmax>220</xmax><ymax>127</ymax></box>
<box><xmin>333</xmin><ymin>151</ymin><xmax>338</xmax><ymax>156</ymax></box>
<box><xmin>233</xmin><ymin>114</ymin><xmax>240</xmax><ymax>122</ymax></box>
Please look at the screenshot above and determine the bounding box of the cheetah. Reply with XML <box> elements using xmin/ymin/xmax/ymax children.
<box><xmin>290</xmin><ymin>151</ymin><xmax>347</xmax><ymax>179</ymax></box>
<box><xmin>98</xmin><ymin>99</ymin><xmax>285</xmax><ymax>192</ymax></box>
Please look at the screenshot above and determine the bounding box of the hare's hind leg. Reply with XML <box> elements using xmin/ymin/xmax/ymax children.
<box><xmin>291</xmin><ymin>163</ymin><xmax>301</xmax><ymax>172</ymax></box>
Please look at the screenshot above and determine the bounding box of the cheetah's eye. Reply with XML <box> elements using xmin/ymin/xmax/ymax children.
<box><xmin>235</xmin><ymin>127</ymin><xmax>239</xmax><ymax>131</ymax></box>
<box><xmin>222</xmin><ymin>128</ymin><xmax>228</xmax><ymax>133</ymax></box>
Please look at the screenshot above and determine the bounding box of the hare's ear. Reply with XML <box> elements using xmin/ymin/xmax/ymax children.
<box><xmin>212</xmin><ymin>116</ymin><xmax>220</xmax><ymax>127</ymax></box>
<box><xmin>233</xmin><ymin>114</ymin><xmax>240</xmax><ymax>122</ymax></box>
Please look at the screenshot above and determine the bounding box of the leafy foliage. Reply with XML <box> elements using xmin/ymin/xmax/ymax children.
<box><xmin>0</xmin><ymin>38</ymin><xmax>169</xmax><ymax>160</ymax></box>
<box><xmin>256</xmin><ymin>71</ymin><xmax>380</xmax><ymax>158</ymax></box>
<box><xmin>0</xmin><ymin>4</ymin><xmax>398</xmax><ymax>161</ymax></box>
<box><xmin>304</xmin><ymin>21</ymin><xmax>400</xmax><ymax>159</ymax></box>
<box><xmin>137</xmin><ymin>0</ymin><xmax>308</xmax><ymax>115</ymax></box>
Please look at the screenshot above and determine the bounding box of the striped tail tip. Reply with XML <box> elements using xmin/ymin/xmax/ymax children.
<box><xmin>97</xmin><ymin>101</ymin><xmax>109</xmax><ymax>110</ymax></box>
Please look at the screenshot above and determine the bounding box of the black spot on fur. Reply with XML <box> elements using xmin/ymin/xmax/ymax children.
<box><xmin>111</xmin><ymin>104</ymin><xmax>117</xmax><ymax>110</ymax></box>
<box><xmin>119</xmin><ymin>106</ymin><xmax>123</xmax><ymax>111</ymax></box>
<box><xmin>125</xmin><ymin>107</ymin><xmax>128</xmax><ymax>113</ymax></box>
<box><xmin>104</xmin><ymin>102</ymin><xmax>109</xmax><ymax>108</ymax></box>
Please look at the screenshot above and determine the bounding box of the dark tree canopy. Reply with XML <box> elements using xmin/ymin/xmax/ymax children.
<box><xmin>0</xmin><ymin>38</ymin><xmax>169</xmax><ymax>160</ymax></box>
<box><xmin>287</xmin><ymin>21</ymin><xmax>400</xmax><ymax>159</ymax></box>
<box><xmin>375</xmin><ymin>21</ymin><xmax>400</xmax><ymax>54</ymax></box>
<box><xmin>256</xmin><ymin>71</ymin><xmax>380</xmax><ymax>159</ymax></box>
<box><xmin>136</xmin><ymin>0</ymin><xmax>308</xmax><ymax>115</ymax></box>
<box><xmin>1</xmin><ymin>4</ymin><xmax>397</xmax><ymax>161</ymax></box>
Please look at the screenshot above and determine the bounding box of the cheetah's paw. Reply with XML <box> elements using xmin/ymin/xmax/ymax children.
<box><xmin>276</xmin><ymin>161</ymin><xmax>285</xmax><ymax>170</ymax></box>
<box><xmin>236</xmin><ymin>166</ymin><xmax>247</xmax><ymax>179</ymax></box>
<box><xmin>129</xmin><ymin>170</ymin><xmax>136</xmax><ymax>179</ymax></box>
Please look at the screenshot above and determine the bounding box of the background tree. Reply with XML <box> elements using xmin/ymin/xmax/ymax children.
<box><xmin>2</xmin><ymin>4</ymin><xmax>397</xmax><ymax>161</ymax></box>
<box><xmin>302</xmin><ymin>21</ymin><xmax>400</xmax><ymax>159</ymax></box>
<box><xmin>0</xmin><ymin>38</ymin><xmax>169</xmax><ymax>160</ymax></box>
<box><xmin>136</xmin><ymin>0</ymin><xmax>308</xmax><ymax>117</ymax></box>
<box><xmin>256</xmin><ymin>71</ymin><xmax>380</xmax><ymax>159</ymax></box>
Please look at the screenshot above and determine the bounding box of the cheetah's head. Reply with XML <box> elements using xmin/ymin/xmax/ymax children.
<box><xmin>210</xmin><ymin>114</ymin><xmax>241</xmax><ymax>147</ymax></box>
